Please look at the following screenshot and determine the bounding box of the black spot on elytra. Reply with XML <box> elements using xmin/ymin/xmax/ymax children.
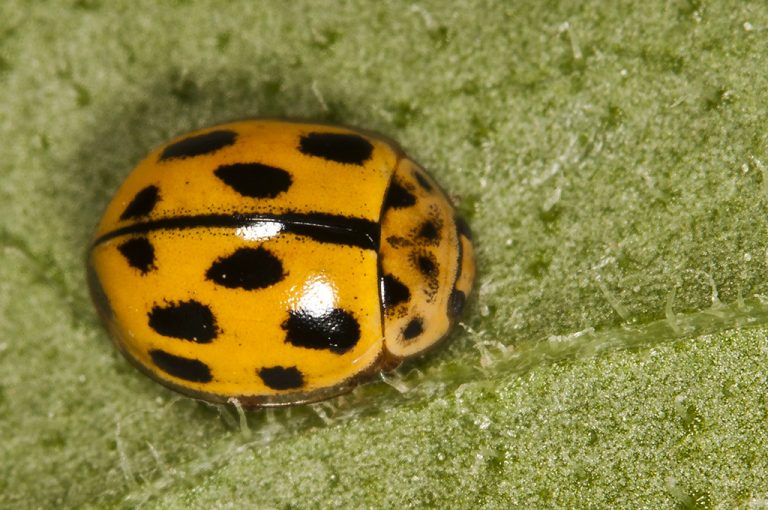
<box><xmin>206</xmin><ymin>247</ymin><xmax>285</xmax><ymax>290</ymax></box>
<box><xmin>456</xmin><ymin>215</ymin><xmax>473</xmax><ymax>241</ymax></box>
<box><xmin>298</xmin><ymin>132</ymin><xmax>373</xmax><ymax>165</ymax></box>
<box><xmin>150</xmin><ymin>349</ymin><xmax>212</xmax><ymax>383</ymax></box>
<box><xmin>148</xmin><ymin>300</ymin><xmax>219</xmax><ymax>343</ymax></box>
<box><xmin>214</xmin><ymin>163</ymin><xmax>292</xmax><ymax>199</ymax></box>
<box><xmin>382</xmin><ymin>274</ymin><xmax>410</xmax><ymax>310</ymax></box>
<box><xmin>120</xmin><ymin>185</ymin><xmax>159</xmax><ymax>220</ymax></box>
<box><xmin>448</xmin><ymin>289</ymin><xmax>466</xmax><ymax>317</ymax></box>
<box><xmin>159</xmin><ymin>130</ymin><xmax>237</xmax><ymax>161</ymax></box>
<box><xmin>402</xmin><ymin>317</ymin><xmax>424</xmax><ymax>340</ymax></box>
<box><xmin>282</xmin><ymin>308</ymin><xmax>360</xmax><ymax>354</ymax></box>
<box><xmin>417</xmin><ymin>253</ymin><xmax>439</xmax><ymax>278</ymax></box>
<box><xmin>417</xmin><ymin>220</ymin><xmax>440</xmax><ymax>243</ymax></box>
<box><xmin>384</xmin><ymin>181</ymin><xmax>416</xmax><ymax>210</ymax></box>
<box><xmin>117</xmin><ymin>237</ymin><xmax>155</xmax><ymax>273</ymax></box>
<box><xmin>414</xmin><ymin>171</ymin><xmax>433</xmax><ymax>191</ymax></box>
<box><xmin>258</xmin><ymin>366</ymin><xmax>304</xmax><ymax>390</ymax></box>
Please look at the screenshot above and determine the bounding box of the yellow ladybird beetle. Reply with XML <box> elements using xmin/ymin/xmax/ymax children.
<box><xmin>88</xmin><ymin>119</ymin><xmax>475</xmax><ymax>407</ymax></box>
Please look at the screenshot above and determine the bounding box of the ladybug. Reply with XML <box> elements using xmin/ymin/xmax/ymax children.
<box><xmin>88</xmin><ymin>120</ymin><xmax>475</xmax><ymax>407</ymax></box>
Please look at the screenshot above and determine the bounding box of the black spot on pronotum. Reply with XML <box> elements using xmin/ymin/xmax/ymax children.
<box><xmin>385</xmin><ymin>235</ymin><xmax>412</xmax><ymax>248</ymax></box>
<box><xmin>150</xmin><ymin>349</ymin><xmax>213</xmax><ymax>383</ymax></box>
<box><xmin>417</xmin><ymin>220</ymin><xmax>440</xmax><ymax>243</ymax></box>
<box><xmin>214</xmin><ymin>163</ymin><xmax>292</xmax><ymax>198</ymax></box>
<box><xmin>384</xmin><ymin>181</ymin><xmax>416</xmax><ymax>210</ymax></box>
<box><xmin>414</xmin><ymin>171</ymin><xmax>433</xmax><ymax>191</ymax></box>
<box><xmin>417</xmin><ymin>253</ymin><xmax>439</xmax><ymax>278</ymax></box>
<box><xmin>282</xmin><ymin>308</ymin><xmax>361</xmax><ymax>354</ymax></box>
<box><xmin>382</xmin><ymin>274</ymin><xmax>410</xmax><ymax>310</ymax></box>
<box><xmin>298</xmin><ymin>132</ymin><xmax>374</xmax><ymax>165</ymax></box>
<box><xmin>117</xmin><ymin>237</ymin><xmax>156</xmax><ymax>273</ymax></box>
<box><xmin>456</xmin><ymin>215</ymin><xmax>473</xmax><ymax>241</ymax></box>
<box><xmin>258</xmin><ymin>366</ymin><xmax>305</xmax><ymax>390</ymax></box>
<box><xmin>448</xmin><ymin>289</ymin><xmax>466</xmax><ymax>317</ymax></box>
<box><xmin>148</xmin><ymin>300</ymin><xmax>219</xmax><ymax>343</ymax></box>
<box><xmin>120</xmin><ymin>185</ymin><xmax>159</xmax><ymax>220</ymax></box>
<box><xmin>159</xmin><ymin>130</ymin><xmax>237</xmax><ymax>161</ymax></box>
<box><xmin>402</xmin><ymin>317</ymin><xmax>424</xmax><ymax>340</ymax></box>
<box><xmin>206</xmin><ymin>247</ymin><xmax>285</xmax><ymax>290</ymax></box>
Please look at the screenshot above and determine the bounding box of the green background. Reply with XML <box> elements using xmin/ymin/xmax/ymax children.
<box><xmin>2</xmin><ymin>1</ymin><xmax>768</xmax><ymax>508</ymax></box>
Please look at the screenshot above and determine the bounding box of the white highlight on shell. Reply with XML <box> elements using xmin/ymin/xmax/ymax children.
<box><xmin>236</xmin><ymin>221</ymin><xmax>283</xmax><ymax>241</ymax></box>
<box><xmin>296</xmin><ymin>274</ymin><xmax>337</xmax><ymax>317</ymax></box>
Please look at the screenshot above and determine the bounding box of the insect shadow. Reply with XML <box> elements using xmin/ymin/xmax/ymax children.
<box><xmin>67</xmin><ymin>62</ymin><xmax>385</xmax><ymax>315</ymax></box>
<box><xmin>71</xmin><ymin>65</ymin><xmax>375</xmax><ymax>253</ymax></box>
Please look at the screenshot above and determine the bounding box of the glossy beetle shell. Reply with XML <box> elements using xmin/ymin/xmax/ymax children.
<box><xmin>88</xmin><ymin>119</ymin><xmax>475</xmax><ymax>406</ymax></box>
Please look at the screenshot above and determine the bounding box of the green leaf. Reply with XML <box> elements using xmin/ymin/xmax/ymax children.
<box><xmin>2</xmin><ymin>1</ymin><xmax>768</xmax><ymax>508</ymax></box>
